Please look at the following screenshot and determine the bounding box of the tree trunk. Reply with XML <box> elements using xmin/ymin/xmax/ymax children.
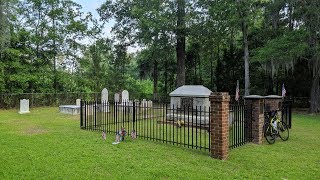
<box><xmin>309</xmin><ymin>73</ymin><xmax>320</xmax><ymax>113</ymax></box>
<box><xmin>242</xmin><ymin>20</ymin><xmax>250</xmax><ymax>96</ymax></box>
<box><xmin>52</xmin><ymin>15</ymin><xmax>57</xmax><ymax>94</ymax></box>
<box><xmin>210</xmin><ymin>53</ymin><xmax>213</xmax><ymax>90</ymax></box>
<box><xmin>153</xmin><ymin>59</ymin><xmax>158</xmax><ymax>101</ymax></box>
<box><xmin>176</xmin><ymin>0</ymin><xmax>186</xmax><ymax>88</ymax></box>
<box><xmin>0</xmin><ymin>1</ymin><xmax>9</xmax><ymax>60</ymax></box>
<box><xmin>164</xmin><ymin>59</ymin><xmax>168</xmax><ymax>98</ymax></box>
<box><xmin>199</xmin><ymin>54</ymin><xmax>202</xmax><ymax>84</ymax></box>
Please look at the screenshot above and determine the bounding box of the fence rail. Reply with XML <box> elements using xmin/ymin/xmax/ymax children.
<box><xmin>81</xmin><ymin>100</ymin><xmax>211</xmax><ymax>152</ymax></box>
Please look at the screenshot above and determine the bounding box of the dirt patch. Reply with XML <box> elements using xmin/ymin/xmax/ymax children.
<box><xmin>23</xmin><ymin>127</ymin><xmax>48</xmax><ymax>135</ymax></box>
<box><xmin>11</xmin><ymin>119</ymin><xmax>27</xmax><ymax>123</ymax></box>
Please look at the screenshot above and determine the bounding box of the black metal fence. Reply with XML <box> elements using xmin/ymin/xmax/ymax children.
<box><xmin>0</xmin><ymin>92</ymin><xmax>100</xmax><ymax>109</ymax></box>
<box><xmin>229</xmin><ymin>104</ymin><xmax>253</xmax><ymax>149</ymax></box>
<box><xmin>80</xmin><ymin>100</ymin><xmax>211</xmax><ymax>152</ymax></box>
<box><xmin>282</xmin><ymin>100</ymin><xmax>293</xmax><ymax>128</ymax></box>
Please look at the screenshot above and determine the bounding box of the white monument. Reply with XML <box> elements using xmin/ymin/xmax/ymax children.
<box><xmin>59</xmin><ymin>99</ymin><xmax>80</xmax><ymax>115</ymax></box>
<box><xmin>101</xmin><ymin>88</ymin><xmax>109</xmax><ymax>112</ymax></box>
<box><xmin>122</xmin><ymin>90</ymin><xmax>129</xmax><ymax>103</ymax></box>
<box><xmin>76</xmin><ymin>99</ymin><xmax>81</xmax><ymax>106</ymax></box>
<box><xmin>141</xmin><ymin>99</ymin><xmax>147</xmax><ymax>107</ymax></box>
<box><xmin>147</xmin><ymin>100</ymin><xmax>153</xmax><ymax>108</ymax></box>
<box><xmin>19</xmin><ymin>99</ymin><xmax>30</xmax><ymax>114</ymax></box>
<box><xmin>168</xmin><ymin>85</ymin><xmax>212</xmax><ymax>125</ymax></box>
<box><xmin>169</xmin><ymin>85</ymin><xmax>212</xmax><ymax>110</ymax></box>
<box><xmin>101</xmin><ymin>88</ymin><xmax>108</xmax><ymax>102</ymax></box>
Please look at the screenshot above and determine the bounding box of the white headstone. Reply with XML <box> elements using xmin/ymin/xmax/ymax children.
<box><xmin>101</xmin><ymin>88</ymin><xmax>108</xmax><ymax>102</ymax></box>
<box><xmin>101</xmin><ymin>88</ymin><xmax>110</xmax><ymax>112</ymax></box>
<box><xmin>19</xmin><ymin>99</ymin><xmax>30</xmax><ymax>114</ymax></box>
<box><xmin>76</xmin><ymin>99</ymin><xmax>81</xmax><ymax>106</ymax></box>
<box><xmin>122</xmin><ymin>90</ymin><xmax>129</xmax><ymax>102</ymax></box>
<box><xmin>142</xmin><ymin>99</ymin><xmax>147</xmax><ymax>107</ymax></box>
<box><xmin>114</xmin><ymin>93</ymin><xmax>120</xmax><ymax>102</ymax></box>
<box><xmin>147</xmin><ymin>100</ymin><xmax>153</xmax><ymax>108</ymax></box>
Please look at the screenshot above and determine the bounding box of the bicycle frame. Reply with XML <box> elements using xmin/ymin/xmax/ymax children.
<box><xmin>266</xmin><ymin>110</ymin><xmax>285</xmax><ymax>136</ymax></box>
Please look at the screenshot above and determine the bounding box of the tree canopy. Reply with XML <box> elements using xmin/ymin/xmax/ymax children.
<box><xmin>0</xmin><ymin>0</ymin><xmax>319</xmax><ymax>112</ymax></box>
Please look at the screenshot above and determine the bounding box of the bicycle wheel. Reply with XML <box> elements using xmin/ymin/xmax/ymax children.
<box><xmin>264</xmin><ymin>123</ymin><xmax>275</xmax><ymax>144</ymax></box>
<box><xmin>278</xmin><ymin>121</ymin><xmax>289</xmax><ymax>141</ymax></box>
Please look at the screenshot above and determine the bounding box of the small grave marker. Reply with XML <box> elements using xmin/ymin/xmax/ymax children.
<box><xmin>122</xmin><ymin>90</ymin><xmax>129</xmax><ymax>103</ymax></box>
<box><xmin>76</xmin><ymin>99</ymin><xmax>81</xmax><ymax>106</ymax></box>
<box><xmin>101</xmin><ymin>88</ymin><xmax>110</xmax><ymax>112</ymax></box>
<box><xmin>19</xmin><ymin>99</ymin><xmax>30</xmax><ymax>114</ymax></box>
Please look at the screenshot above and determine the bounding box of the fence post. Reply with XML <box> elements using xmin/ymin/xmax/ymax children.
<box><xmin>244</xmin><ymin>95</ymin><xmax>264</xmax><ymax>144</ymax></box>
<box><xmin>209</xmin><ymin>92</ymin><xmax>230</xmax><ymax>160</ymax></box>
<box><xmin>80</xmin><ymin>100</ymin><xmax>83</xmax><ymax>129</ymax></box>
<box><xmin>133</xmin><ymin>101</ymin><xmax>136</xmax><ymax>131</ymax></box>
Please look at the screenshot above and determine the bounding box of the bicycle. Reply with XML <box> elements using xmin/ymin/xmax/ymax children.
<box><xmin>264</xmin><ymin>110</ymin><xmax>289</xmax><ymax>144</ymax></box>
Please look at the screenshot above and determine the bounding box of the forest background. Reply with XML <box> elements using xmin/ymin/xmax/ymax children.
<box><xmin>0</xmin><ymin>0</ymin><xmax>319</xmax><ymax>112</ymax></box>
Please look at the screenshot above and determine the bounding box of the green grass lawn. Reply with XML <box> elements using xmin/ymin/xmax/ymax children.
<box><xmin>0</xmin><ymin>107</ymin><xmax>319</xmax><ymax>179</ymax></box>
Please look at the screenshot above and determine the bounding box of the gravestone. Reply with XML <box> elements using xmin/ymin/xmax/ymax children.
<box><xmin>76</xmin><ymin>99</ymin><xmax>81</xmax><ymax>106</ymax></box>
<box><xmin>59</xmin><ymin>105</ymin><xmax>80</xmax><ymax>115</ymax></box>
<box><xmin>114</xmin><ymin>93</ymin><xmax>120</xmax><ymax>103</ymax></box>
<box><xmin>122</xmin><ymin>90</ymin><xmax>129</xmax><ymax>103</ymax></box>
<box><xmin>141</xmin><ymin>99</ymin><xmax>147</xmax><ymax>107</ymax></box>
<box><xmin>101</xmin><ymin>88</ymin><xmax>110</xmax><ymax>112</ymax></box>
<box><xmin>147</xmin><ymin>100</ymin><xmax>153</xmax><ymax>108</ymax></box>
<box><xmin>19</xmin><ymin>99</ymin><xmax>30</xmax><ymax>114</ymax></box>
<box><xmin>101</xmin><ymin>88</ymin><xmax>108</xmax><ymax>102</ymax></box>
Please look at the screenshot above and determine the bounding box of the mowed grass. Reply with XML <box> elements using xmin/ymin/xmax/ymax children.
<box><xmin>0</xmin><ymin>107</ymin><xmax>319</xmax><ymax>179</ymax></box>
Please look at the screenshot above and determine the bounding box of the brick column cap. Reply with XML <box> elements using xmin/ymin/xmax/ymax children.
<box><xmin>210</xmin><ymin>92</ymin><xmax>230</xmax><ymax>102</ymax></box>
<box><xmin>244</xmin><ymin>95</ymin><xmax>263</xmax><ymax>99</ymax></box>
<box><xmin>264</xmin><ymin>95</ymin><xmax>283</xmax><ymax>99</ymax></box>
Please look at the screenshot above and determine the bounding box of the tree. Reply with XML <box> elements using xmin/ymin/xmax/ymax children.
<box><xmin>176</xmin><ymin>0</ymin><xmax>186</xmax><ymax>87</ymax></box>
<box><xmin>98</xmin><ymin>0</ymin><xmax>195</xmax><ymax>89</ymax></box>
<box><xmin>252</xmin><ymin>0</ymin><xmax>320</xmax><ymax>112</ymax></box>
<box><xmin>19</xmin><ymin>0</ymin><xmax>91</xmax><ymax>93</ymax></box>
<box><xmin>294</xmin><ymin>0</ymin><xmax>320</xmax><ymax>112</ymax></box>
<box><xmin>78</xmin><ymin>38</ymin><xmax>112</xmax><ymax>92</ymax></box>
<box><xmin>0</xmin><ymin>0</ymin><xmax>20</xmax><ymax>92</ymax></box>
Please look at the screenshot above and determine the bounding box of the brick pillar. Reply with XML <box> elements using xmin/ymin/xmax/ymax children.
<box><xmin>209</xmin><ymin>92</ymin><xmax>230</xmax><ymax>160</ymax></box>
<box><xmin>264</xmin><ymin>95</ymin><xmax>283</xmax><ymax>112</ymax></box>
<box><xmin>244</xmin><ymin>95</ymin><xmax>264</xmax><ymax>144</ymax></box>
